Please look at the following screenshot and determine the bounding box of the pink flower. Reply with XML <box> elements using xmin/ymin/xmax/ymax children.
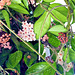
<box><xmin>0</xmin><ymin>0</ymin><xmax>11</xmax><ymax>9</ymax></box>
<box><xmin>0</xmin><ymin>31</ymin><xmax>12</xmax><ymax>51</ymax></box>
<box><xmin>41</xmin><ymin>34</ymin><xmax>49</xmax><ymax>42</ymax></box>
<box><xmin>18</xmin><ymin>21</ymin><xmax>36</xmax><ymax>42</ymax></box>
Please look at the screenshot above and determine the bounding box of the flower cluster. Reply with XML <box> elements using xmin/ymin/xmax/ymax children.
<box><xmin>57</xmin><ymin>50</ymin><xmax>73</xmax><ymax>72</ymax></box>
<box><xmin>18</xmin><ymin>21</ymin><xmax>36</xmax><ymax>42</ymax></box>
<box><xmin>0</xmin><ymin>31</ymin><xmax>12</xmax><ymax>52</ymax></box>
<box><xmin>58</xmin><ymin>32</ymin><xmax>68</xmax><ymax>43</ymax></box>
<box><xmin>41</xmin><ymin>34</ymin><xmax>49</xmax><ymax>42</ymax></box>
<box><xmin>0</xmin><ymin>0</ymin><xmax>11</xmax><ymax>9</ymax></box>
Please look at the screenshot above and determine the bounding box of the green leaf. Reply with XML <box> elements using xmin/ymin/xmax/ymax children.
<box><xmin>19</xmin><ymin>42</ymin><xmax>34</xmax><ymax>52</ymax></box>
<box><xmin>48</xmin><ymin>25</ymin><xmax>67</xmax><ymax>36</ymax></box>
<box><xmin>33</xmin><ymin>4</ymin><xmax>44</xmax><ymax>17</ymax></box>
<box><xmin>63</xmin><ymin>48</ymin><xmax>71</xmax><ymax>63</ymax></box>
<box><xmin>47</xmin><ymin>33</ymin><xmax>61</xmax><ymax>47</ymax></box>
<box><xmin>24</xmin><ymin>52</ymin><xmax>37</xmax><ymax>67</ymax></box>
<box><xmin>6</xmin><ymin>51</ymin><xmax>22</xmax><ymax>68</ymax></box>
<box><xmin>57</xmin><ymin>64</ymin><xmax>63</xmax><ymax>74</ymax></box>
<box><xmin>43</xmin><ymin>0</ymin><xmax>55</xmax><ymax>2</ymax></box>
<box><xmin>69</xmin><ymin>48</ymin><xmax>75</xmax><ymax>62</ymax></box>
<box><xmin>11</xmin><ymin>0</ymin><xmax>24</xmax><ymax>7</ymax></box>
<box><xmin>23</xmin><ymin>0</ymin><xmax>29</xmax><ymax>9</ymax></box>
<box><xmin>62</xmin><ymin>68</ymin><xmax>74</xmax><ymax>75</ymax></box>
<box><xmin>34</xmin><ymin>43</ymin><xmax>44</xmax><ymax>55</ymax></box>
<box><xmin>0</xmin><ymin>10</ymin><xmax>4</xmax><ymax>19</ymax></box>
<box><xmin>48</xmin><ymin>3</ymin><xmax>68</xmax><ymax>22</ymax></box>
<box><xmin>0</xmin><ymin>48</ymin><xmax>12</xmax><ymax>65</ymax></box>
<box><xmin>8</xmin><ymin>3</ymin><xmax>29</xmax><ymax>14</ymax></box>
<box><xmin>11</xmin><ymin>0</ymin><xmax>21</xmax><ymax>4</ymax></box>
<box><xmin>34</xmin><ymin>11</ymin><xmax>51</xmax><ymax>39</ymax></box>
<box><xmin>33</xmin><ymin>2</ymin><xmax>50</xmax><ymax>17</ymax></box>
<box><xmin>71</xmin><ymin>38</ymin><xmax>75</xmax><ymax>50</ymax></box>
<box><xmin>11</xmin><ymin>34</ymin><xmax>20</xmax><ymax>50</ymax></box>
<box><xmin>2</xmin><ymin>10</ymin><xmax>10</xmax><ymax>28</ymax></box>
<box><xmin>26</xmin><ymin>62</ymin><xmax>56</xmax><ymax>75</ymax></box>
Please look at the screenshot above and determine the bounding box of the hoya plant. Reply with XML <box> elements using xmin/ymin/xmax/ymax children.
<box><xmin>0</xmin><ymin>0</ymin><xmax>75</xmax><ymax>75</ymax></box>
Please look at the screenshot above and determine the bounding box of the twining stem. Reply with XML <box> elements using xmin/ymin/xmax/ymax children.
<box><xmin>5</xmin><ymin>68</ymin><xmax>19</xmax><ymax>75</ymax></box>
<box><xmin>6</xmin><ymin>6</ymin><xmax>22</xmax><ymax>24</ymax></box>
<box><xmin>0</xmin><ymin>20</ymin><xmax>62</xmax><ymax>75</ymax></box>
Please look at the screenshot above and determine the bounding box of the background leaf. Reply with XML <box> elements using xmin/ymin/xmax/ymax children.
<box><xmin>6</xmin><ymin>51</ymin><xmax>22</xmax><ymax>68</ymax></box>
<box><xmin>0</xmin><ymin>48</ymin><xmax>12</xmax><ymax>65</ymax></box>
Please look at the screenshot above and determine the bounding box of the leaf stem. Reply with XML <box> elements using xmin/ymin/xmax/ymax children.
<box><xmin>0</xmin><ymin>20</ymin><xmax>62</xmax><ymax>75</ymax></box>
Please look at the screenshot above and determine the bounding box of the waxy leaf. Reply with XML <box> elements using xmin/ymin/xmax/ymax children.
<box><xmin>48</xmin><ymin>3</ymin><xmax>68</xmax><ymax>22</ymax></box>
<box><xmin>23</xmin><ymin>0</ymin><xmax>29</xmax><ymax>9</ymax></box>
<box><xmin>11</xmin><ymin>0</ymin><xmax>21</xmax><ymax>4</ymax></box>
<box><xmin>33</xmin><ymin>2</ymin><xmax>50</xmax><ymax>17</ymax></box>
<box><xmin>26</xmin><ymin>62</ymin><xmax>56</xmax><ymax>75</ymax></box>
<box><xmin>34</xmin><ymin>11</ymin><xmax>51</xmax><ymax>39</ymax></box>
<box><xmin>19</xmin><ymin>42</ymin><xmax>34</xmax><ymax>52</ymax></box>
<box><xmin>24</xmin><ymin>53</ymin><xmax>37</xmax><ymax>67</ymax></box>
<box><xmin>63</xmin><ymin>48</ymin><xmax>71</xmax><ymax>63</ymax></box>
<box><xmin>69</xmin><ymin>48</ymin><xmax>75</xmax><ymax>62</ymax></box>
<box><xmin>33</xmin><ymin>4</ymin><xmax>44</xmax><ymax>17</ymax></box>
<box><xmin>2</xmin><ymin>10</ymin><xmax>10</xmax><ymax>28</ymax></box>
<box><xmin>9</xmin><ymin>3</ymin><xmax>29</xmax><ymax>14</ymax></box>
<box><xmin>48</xmin><ymin>25</ymin><xmax>67</xmax><ymax>36</ymax></box>
<box><xmin>71</xmin><ymin>38</ymin><xmax>75</xmax><ymax>50</ymax></box>
<box><xmin>11</xmin><ymin>0</ymin><xmax>24</xmax><ymax>6</ymax></box>
<box><xmin>0</xmin><ymin>48</ymin><xmax>12</xmax><ymax>65</ymax></box>
<box><xmin>44</xmin><ymin>0</ymin><xmax>55</xmax><ymax>2</ymax></box>
<box><xmin>47</xmin><ymin>33</ymin><xmax>61</xmax><ymax>47</ymax></box>
<box><xmin>6</xmin><ymin>51</ymin><xmax>22</xmax><ymax>68</ymax></box>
